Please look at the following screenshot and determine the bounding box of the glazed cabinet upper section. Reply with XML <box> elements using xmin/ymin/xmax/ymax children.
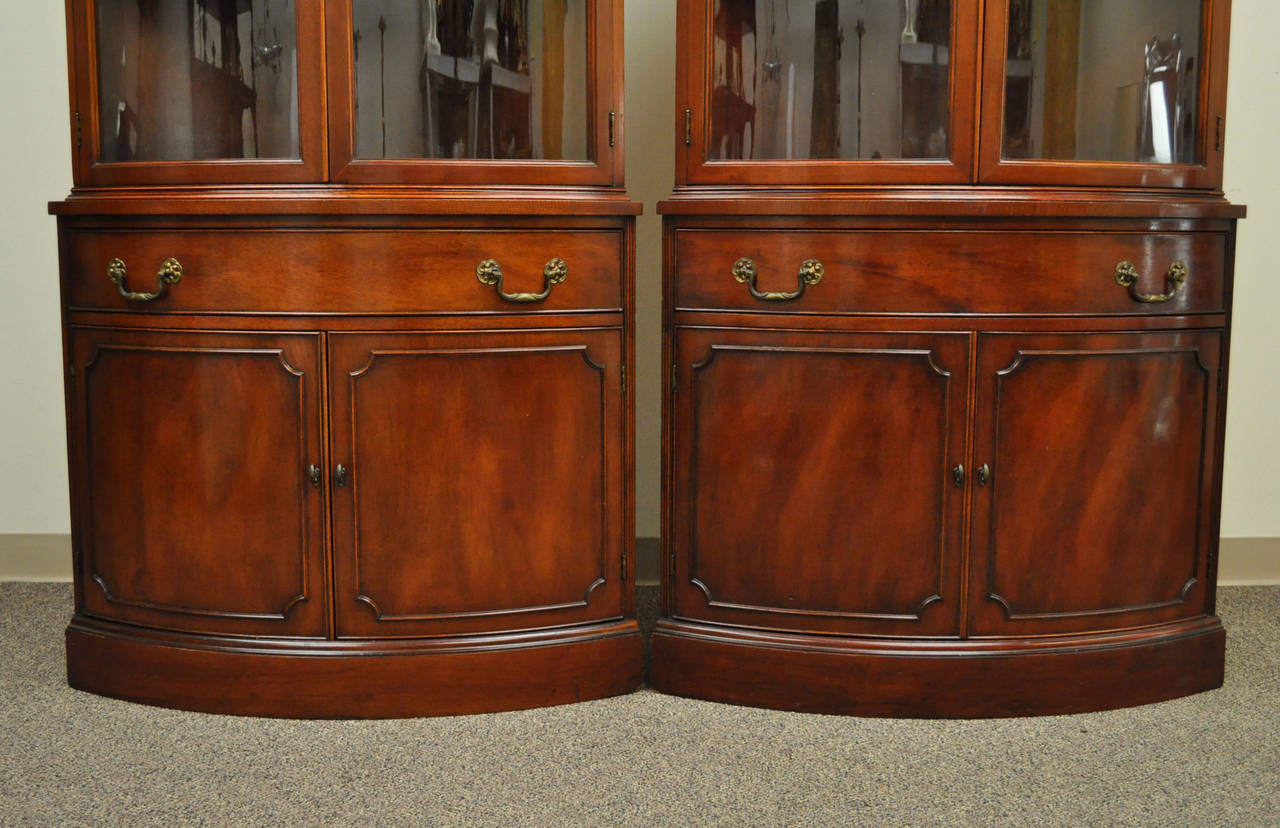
<box><xmin>66</xmin><ymin>0</ymin><xmax>624</xmax><ymax>187</ymax></box>
<box><xmin>677</xmin><ymin>0</ymin><xmax>1231</xmax><ymax>188</ymax></box>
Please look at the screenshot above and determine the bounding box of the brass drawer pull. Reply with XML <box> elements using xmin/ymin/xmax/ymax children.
<box><xmin>733</xmin><ymin>257</ymin><xmax>824</xmax><ymax>302</ymax></box>
<box><xmin>107</xmin><ymin>257</ymin><xmax>183</xmax><ymax>302</ymax></box>
<box><xmin>1114</xmin><ymin>260</ymin><xmax>1188</xmax><ymax>304</ymax></box>
<box><xmin>477</xmin><ymin>258</ymin><xmax>568</xmax><ymax>303</ymax></box>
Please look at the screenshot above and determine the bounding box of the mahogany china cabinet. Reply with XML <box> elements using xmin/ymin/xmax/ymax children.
<box><xmin>51</xmin><ymin>0</ymin><xmax>641</xmax><ymax>717</ymax></box>
<box><xmin>655</xmin><ymin>0</ymin><xmax>1244</xmax><ymax>716</ymax></box>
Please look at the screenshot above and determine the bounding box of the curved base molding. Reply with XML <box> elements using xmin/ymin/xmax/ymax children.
<box><xmin>651</xmin><ymin>617</ymin><xmax>1225</xmax><ymax>718</ymax></box>
<box><xmin>66</xmin><ymin>616</ymin><xmax>643</xmax><ymax>718</ymax></box>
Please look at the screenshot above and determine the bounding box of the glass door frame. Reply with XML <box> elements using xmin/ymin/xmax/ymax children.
<box><xmin>67</xmin><ymin>0</ymin><xmax>328</xmax><ymax>187</ymax></box>
<box><xmin>326</xmin><ymin>0</ymin><xmax>624</xmax><ymax>187</ymax></box>
<box><xmin>976</xmin><ymin>0</ymin><xmax>1231</xmax><ymax>189</ymax></box>
<box><xmin>676</xmin><ymin>0</ymin><xmax>982</xmax><ymax>187</ymax></box>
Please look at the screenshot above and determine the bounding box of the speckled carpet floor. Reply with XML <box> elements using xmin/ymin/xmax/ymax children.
<box><xmin>1</xmin><ymin>584</ymin><xmax>1276</xmax><ymax>827</ymax></box>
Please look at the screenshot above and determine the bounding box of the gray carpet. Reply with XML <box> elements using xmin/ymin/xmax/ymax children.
<box><xmin>1</xmin><ymin>584</ymin><xmax>1276</xmax><ymax>827</ymax></box>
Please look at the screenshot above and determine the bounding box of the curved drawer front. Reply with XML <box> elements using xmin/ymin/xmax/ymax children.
<box><xmin>66</xmin><ymin>229</ymin><xmax>624</xmax><ymax>315</ymax></box>
<box><xmin>675</xmin><ymin>229</ymin><xmax>1226</xmax><ymax>316</ymax></box>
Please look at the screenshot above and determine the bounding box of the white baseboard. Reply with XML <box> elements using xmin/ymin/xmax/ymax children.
<box><xmin>1216</xmin><ymin>537</ymin><xmax>1280</xmax><ymax>585</ymax></box>
<box><xmin>0</xmin><ymin>535</ymin><xmax>72</xmax><ymax>582</ymax></box>
<box><xmin>3</xmin><ymin>534</ymin><xmax>1276</xmax><ymax>586</ymax></box>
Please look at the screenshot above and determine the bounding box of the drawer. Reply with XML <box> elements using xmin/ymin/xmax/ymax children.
<box><xmin>674</xmin><ymin>229</ymin><xmax>1226</xmax><ymax>316</ymax></box>
<box><xmin>65</xmin><ymin>229</ymin><xmax>624</xmax><ymax>315</ymax></box>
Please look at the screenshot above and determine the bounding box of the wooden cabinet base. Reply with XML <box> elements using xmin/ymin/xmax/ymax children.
<box><xmin>66</xmin><ymin>617</ymin><xmax>642</xmax><ymax>719</ymax></box>
<box><xmin>651</xmin><ymin>619</ymin><xmax>1225</xmax><ymax>718</ymax></box>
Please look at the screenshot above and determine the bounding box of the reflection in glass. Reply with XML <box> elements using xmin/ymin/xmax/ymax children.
<box><xmin>96</xmin><ymin>0</ymin><xmax>301</xmax><ymax>162</ymax></box>
<box><xmin>1002</xmin><ymin>0</ymin><xmax>1202</xmax><ymax>164</ymax></box>
<box><xmin>709</xmin><ymin>0</ymin><xmax>952</xmax><ymax>161</ymax></box>
<box><xmin>353</xmin><ymin>1</ymin><xmax>589</xmax><ymax>161</ymax></box>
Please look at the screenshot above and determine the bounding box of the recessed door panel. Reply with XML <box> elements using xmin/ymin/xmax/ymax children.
<box><xmin>969</xmin><ymin>331</ymin><xmax>1221</xmax><ymax>636</ymax></box>
<box><xmin>671</xmin><ymin>328</ymin><xmax>969</xmax><ymax>637</ymax></box>
<box><xmin>69</xmin><ymin>327</ymin><xmax>328</xmax><ymax>637</ymax></box>
<box><xmin>329</xmin><ymin>329</ymin><xmax>624</xmax><ymax>638</ymax></box>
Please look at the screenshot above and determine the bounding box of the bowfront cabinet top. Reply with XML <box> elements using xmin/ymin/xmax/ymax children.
<box><xmin>65</xmin><ymin>0</ymin><xmax>625</xmax><ymax>189</ymax></box>
<box><xmin>675</xmin><ymin>0</ymin><xmax>1232</xmax><ymax>190</ymax></box>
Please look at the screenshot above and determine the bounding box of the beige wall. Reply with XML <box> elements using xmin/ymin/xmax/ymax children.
<box><xmin>0</xmin><ymin>1</ymin><xmax>73</xmax><ymax>535</ymax></box>
<box><xmin>624</xmin><ymin>0</ymin><xmax>676</xmax><ymax>536</ymax></box>
<box><xmin>1220</xmin><ymin>0</ymin><xmax>1280</xmax><ymax>538</ymax></box>
<box><xmin>0</xmin><ymin>1</ymin><xmax>1276</xmax><ymax>550</ymax></box>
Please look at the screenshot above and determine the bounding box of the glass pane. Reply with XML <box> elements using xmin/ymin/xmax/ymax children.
<box><xmin>352</xmin><ymin>1</ymin><xmax>590</xmax><ymax>161</ymax></box>
<box><xmin>96</xmin><ymin>0</ymin><xmax>301</xmax><ymax>162</ymax></box>
<box><xmin>709</xmin><ymin>0</ymin><xmax>952</xmax><ymax>161</ymax></box>
<box><xmin>1003</xmin><ymin>0</ymin><xmax>1203</xmax><ymax>164</ymax></box>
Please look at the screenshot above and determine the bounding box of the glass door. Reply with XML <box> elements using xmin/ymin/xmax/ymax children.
<box><xmin>70</xmin><ymin>0</ymin><xmax>326</xmax><ymax>185</ymax></box>
<box><xmin>327</xmin><ymin>0</ymin><xmax>623</xmax><ymax>186</ymax></box>
<box><xmin>679</xmin><ymin>0</ymin><xmax>981</xmax><ymax>185</ymax></box>
<box><xmin>977</xmin><ymin>0</ymin><xmax>1230</xmax><ymax>188</ymax></box>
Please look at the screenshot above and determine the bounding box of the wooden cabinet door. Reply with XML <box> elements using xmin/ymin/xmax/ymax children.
<box><xmin>976</xmin><ymin>0</ymin><xmax>1231</xmax><ymax>190</ymax></box>
<box><xmin>670</xmin><ymin>328</ymin><xmax>970</xmax><ymax>637</ymax></box>
<box><xmin>676</xmin><ymin>0</ymin><xmax>982</xmax><ymax>186</ymax></box>
<box><xmin>968</xmin><ymin>331</ymin><xmax>1223</xmax><ymax>637</ymax></box>
<box><xmin>325</xmin><ymin>0</ymin><xmax>624</xmax><ymax>187</ymax></box>
<box><xmin>328</xmin><ymin>329</ymin><xmax>625</xmax><ymax>638</ymax></box>
<box><xmin>67</xmin><ymin>327</ymin><xmax>328</xmax><ymax>637</ymax></box>
<box><xmin>67</xmin><ymin>0</ymin><xmax>327</xmax><ymax>186</ymax></box>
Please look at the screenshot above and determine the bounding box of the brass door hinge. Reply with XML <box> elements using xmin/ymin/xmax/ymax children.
<box><xmin>608</xmin><ymin>111</ymin><xmax>617</xmax><ymax>148</ymax></box>
<box><xmin>620</xmin><ymin>365</ymin><xmax>627</xmax><ymax>394</ymax></box>
<box><xmin>74</xmin><ymin>111</ymin><xmax>82</xmax><ymax>150</ymax></box>
<box><xmin>671</xmin><ymin>363</ymin><xmax>678</xmax><ymax>393</ymax></box>
<box><xmin>1215</xmin><ymin>115</ymin><xmax>1224</xmax><ymax>152</ymax></box>
<box><xmin>621</xmin><ymin>550</ymin><xmax>628</xmax><ymax>583</ymax></box>
<box><xmin>684</xmin><ymin>109</ymin><xmax>693</xmax><ymax>146</ymax></box>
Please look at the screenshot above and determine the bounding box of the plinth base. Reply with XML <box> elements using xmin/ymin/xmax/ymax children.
<box><xmin>67</xmin><ymin>616</ymin><xmax>642</xmax><ymax>718</ymax></box>
<box><xmin>652</xmin><ymin>617</ymin><xmax>1225</xmax><ymax>718</ymax></box>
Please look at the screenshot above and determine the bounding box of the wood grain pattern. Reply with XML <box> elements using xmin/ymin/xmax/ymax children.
<box><xmin>657</xmin><ymin>0</ymin><xmax>1240</xmax><ymax>718</ymax></box>
<box><xmin>65</xmin><ymin>229</ymin><xmax>624</xmax><ymax>315</ymax></box>
<box><xmin>52</xmin><ymin>0</ymin><xmax>640</xmax><ymax>718</ymax></box>
<box><xmin>670</xmin><ymin>328</ymin><xmax>968</xmax><ymax>637</ymax></box>
<box><xmin>968</xmin><ymin>330</ymin><xmax>1221</xmax><ymax>637</ymax></box>
<box><xmin>675</xmin><ymin>229</ymin><xmax>1226</xmax><ymax>316</ymax></box>
<box><xmin>328</xmin><ymin>329</ymin><xmax>625</xmax><ymax>638</ymax></box>
<box><xmin>652</xmin><ymin>617</ymin><xmax>1225</xmax><ymax>718</ymax></box>
<box><xmin>68</xmin><ymin>616</ymin><xmax>642</xmax><ymax>718</ymax></box>
<box><xmin>67</xmin><ymin>326</ymin><xmax>328</xmax><ymax>637</ymax></box>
